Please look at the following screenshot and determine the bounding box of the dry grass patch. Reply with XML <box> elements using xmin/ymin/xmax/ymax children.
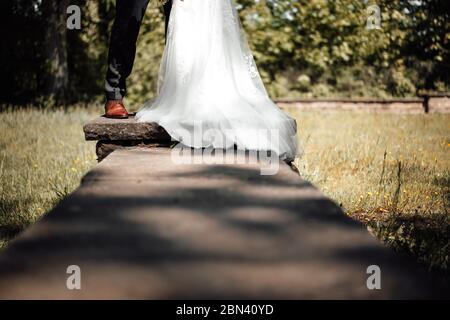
<box><xmin>293</xmin><ymin>110</ymin><xmax>449</xmax><ymax>270</ymax></box>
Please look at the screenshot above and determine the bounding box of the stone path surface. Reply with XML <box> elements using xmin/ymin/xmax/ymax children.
<box><xmin>0</xmin><ymin>148</ymin><xmax>446</xmax><ymax>299</ymax></box>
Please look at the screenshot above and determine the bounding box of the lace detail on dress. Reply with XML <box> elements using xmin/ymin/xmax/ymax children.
<box><xmin>176</xmin><ymin>57</ymin><xmax>190</xmax><ymax>85</ymax></box>
<box><xmin>244</xmin><ymin>54</ymin><xmax>258</xmax><ymax>79</ymax></box>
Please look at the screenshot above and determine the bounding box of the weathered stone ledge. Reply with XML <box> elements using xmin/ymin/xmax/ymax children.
<box><xmin>83</xmin><ymin>114</ymin><xmax>171</xmax><ymax>141</ymax></box>
<box><xmin>83</xmin><ymin>114</ymin><xmax>172</xmax><ymax>160</ymax></box>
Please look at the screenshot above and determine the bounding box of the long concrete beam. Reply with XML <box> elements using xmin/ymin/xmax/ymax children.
<box><xmin>0</xmin><ymin>148</ymin><xmax>445</xmax><ymax>299</ymax></box>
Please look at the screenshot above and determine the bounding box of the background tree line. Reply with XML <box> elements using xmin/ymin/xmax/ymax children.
<box><xmin>0</xmin><ymin>0</ymin><xmax>448</xmax><ymax>106</ymax></box>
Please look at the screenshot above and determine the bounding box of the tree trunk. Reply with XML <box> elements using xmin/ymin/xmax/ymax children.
<box><xmin>41</xmin><ymin>0</ymin><xmax>70</xmax><ymax>103</ymax></box>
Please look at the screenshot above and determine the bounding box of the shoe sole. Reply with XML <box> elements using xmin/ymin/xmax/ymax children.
<box><xmin>104</xmin><ymin>114</ymin><xmax>129</xmax><ymax>119</ymax></box>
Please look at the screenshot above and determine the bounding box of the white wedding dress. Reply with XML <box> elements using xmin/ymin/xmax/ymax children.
<box><xmin>136</xmin><ymin>0</ymin><xmax>298</xmax><ymax>161</ymax></box>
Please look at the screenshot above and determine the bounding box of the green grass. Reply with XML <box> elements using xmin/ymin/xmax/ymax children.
<box><xmin>0</xmin><ymin>106</ymin><xmax>99</xmax><ymax>248</ymax></box>
<box><xmin>0</xmin><ymin>106</ymin><xmax>449</xmax><ymax>271</ymax></box>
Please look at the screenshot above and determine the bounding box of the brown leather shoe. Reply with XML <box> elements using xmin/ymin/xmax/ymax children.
<box><xmin>105</xmin><ymin>100</ymin><xmax>129</xmax><ymax>119</ymax></box>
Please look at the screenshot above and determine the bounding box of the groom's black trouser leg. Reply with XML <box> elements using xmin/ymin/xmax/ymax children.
<box><xmin>163</xmin><ymin>1</ymin><xmax>172</xmax><ymax>41</ymax></box>
<box><xmin>105</xmin><ymin>0</ymin><xmax>172</xmax><ymax>100</ymax></box>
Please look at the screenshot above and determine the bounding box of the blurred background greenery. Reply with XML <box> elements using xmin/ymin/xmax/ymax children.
<box><xmin>0</xmin><ymin>0</ymin><xmax>449</xmax><ymax>106</ymax></box>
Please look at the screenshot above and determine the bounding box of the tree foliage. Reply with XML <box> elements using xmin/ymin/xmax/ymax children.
<box><xmin>0</xmin><ymin>0</ymin><xmax>448</xmax><ymax>105</ymax></box>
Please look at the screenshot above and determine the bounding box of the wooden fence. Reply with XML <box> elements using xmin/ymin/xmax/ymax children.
<box><xmin>275</xmin><ymin>93</ymin><xmax>450</xmax><ymax>113</ymax></box>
